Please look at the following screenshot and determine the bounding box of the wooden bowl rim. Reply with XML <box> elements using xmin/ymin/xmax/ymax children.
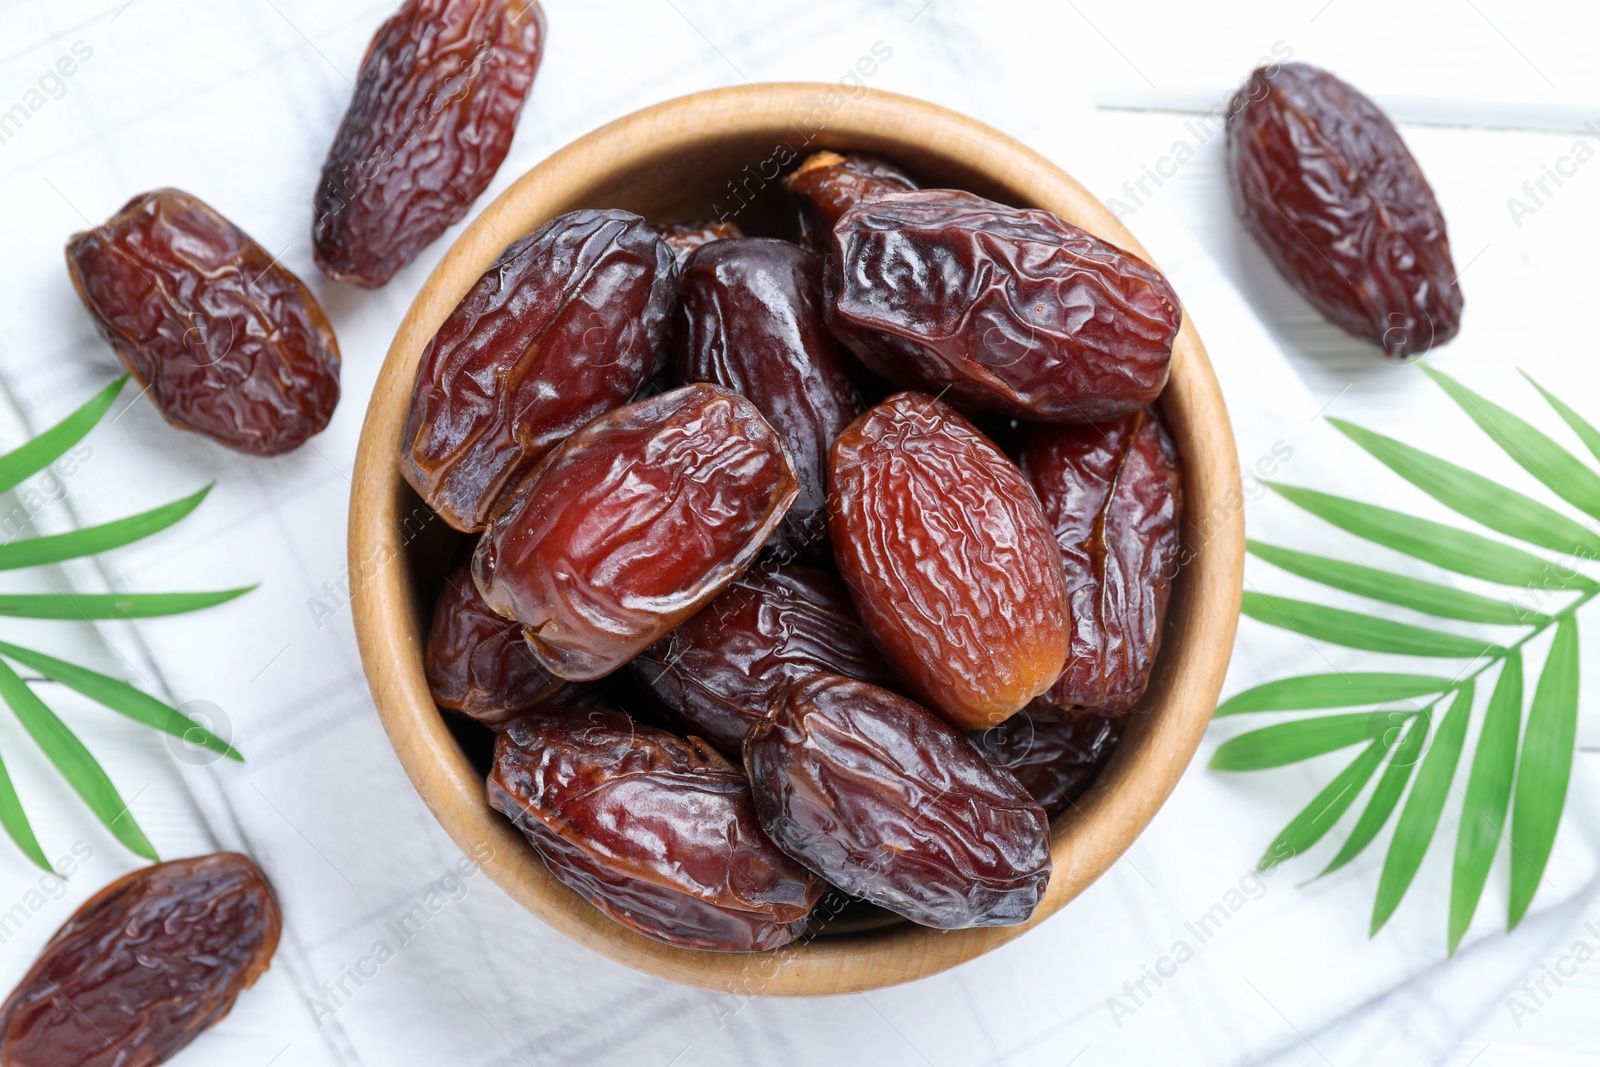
<box><xmin>348</xmin><ymin>82</ymin><xmax>1244</xmax><ymax>996</ymax></box>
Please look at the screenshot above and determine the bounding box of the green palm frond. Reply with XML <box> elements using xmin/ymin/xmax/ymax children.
<box><xmin>1215</xmin><ymin>367</ymin><xmax>1597</xmax><ymax>953</ymax></box>
<box><xmin>0</xmin><ymin>378</ymin><xmax>249</xmax><ymax>871</ymax></box>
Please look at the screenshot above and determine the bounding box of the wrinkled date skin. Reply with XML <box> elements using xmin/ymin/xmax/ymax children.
<box><xmin>488</xmin><ymin>708</ymin><xmax>823</xmax><ymax>951</ymax></box>
<box><xmin>401</xmin><ymin>209</ymin><xmax>678</xmax><ymax>531</ymax></box>
<box><xmin>426</xmin><ymin>554</ymin><xmax>590</xmax><ymax>726</ymax></box>
<box><xmin>0</xmin><ymin>853</ymin><xmax>280</xmax><ymax>1067</ymax></box>
<box><xmin>825</xmin><ymin>189</ymin><xmax>1181</xmax><ymax>423</ymax></box>
<box><xmin>630</xmin><ymin>562</ymin><xmax>898</xmax><ymax>758</ymax></box>
<box><xmin>672</xmin><ymin>238</ymin><xmax>863</xmax><ymax>559</ymax></box>
<box><xmin>313</xmin><ymin>0</ymin><xmax>546</xmax><ymax>287</ymax></box>
<box><xmin>970</xmin><ymin>704</ymin><xmax>1121</xmax><ymax>815</ymax></box>
<box><xmin>651</xmin><ymin>219</ymin><xmax>744</xmax><ymax>263</ymax></box>
<box><xmin>65</xmin><ymin>188</ymin><xmax>341</xmax><ymax>457</ymax></box>
<box><xmin>784</xmin><ymin>150</ymin><xmax>918</xmax><ymax>251</ymax></box>
<box><xmin>744</xmin><ymin>674</ymin><xmax>1051</xmax><ymax>929</ymax></box>
<box><xmin>474</xmin><ymin>384</ymin><xmax>798</xmax><ymax>681</ymax></box>
<box><xmin>1019</xmin><ymin>408</ymin><xmax>1182</xmax><ymax>713</ymax></box>
<box><xmin>829</xmin><ymin>392</ymin><xmax>1069</xmax><ymax>730</ymax></box>
<box><xmin>1227</xmin><ymin>63</ymin><xmax>1462</xmax><ymax>359</ymax></box>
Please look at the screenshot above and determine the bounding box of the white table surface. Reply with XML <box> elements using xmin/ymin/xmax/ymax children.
<box><xmin>1</xmin><ymin>1</ymin><xmax>1598</xmax><ymax>1064</ymax></box>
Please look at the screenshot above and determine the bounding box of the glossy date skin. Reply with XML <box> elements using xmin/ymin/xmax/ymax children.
<box><xmin>1018</xmin><ymin>408</ymin><xmax>1182</xmax><ymax>713</ymax></box>
<box><xmin>672</xmin><ymin>238</ymin><xmax>863</xmax><ymax>559</ymax></box>
<box><xmin>825</xmin><ymin>189</ymin><xmax>1181</xmax><ymax>423</ymax></box>
<box><xmin>0</xmin><ymin>853</ymin><xmax>280</xmax><ymax>1067</ymax></box>
<box><xmin>488</xmin><ymin>708</ymin><xmax>823</xmax><ymax>951</ymax></box>
<box><xmin>401</xmin><ymin>209</ymin><xmax>678</xmax><ymax>532</ymax></box>
<box><xmin>1227</xmin><ymin>63</ymin><xmax>1462</xmax><ymax>359</ymax></box>
<box><xmin>744</xmin><ymin>674</ymin><xmax>1051</xmax><ymax>929</ymax></box>
<box><xmin>313</xmin><ymin>0</ymin><xmax>546</xmax><ymax>287</ymax></box>
<box><xmin>65</xmin><ymin>188</ymin><xmax>341</xmax><ymax>457</ymax></box>
<box><xmin>630</xmin><ymin>562</ymin><xmax>897</xmax><ymax>758</ymax></box>
<box><xmin>970</xmin><ymin>704</ymin><xmax>1121</xmax><ymax>815</ymax></box>
<box><xmin>784</xmin><ymin>150</ymin><xmax>918</xmax><ymax>251</ymax></box>
<box><xmin>651</xmin><ymin>219</ymin><xmax>744</xmax><ymax>262</ymax></box>
<box><xmin>474</xmin><ymin>384</ymin><xmax>798</xmax><ymax>681</ymax></box>
<box><xmin>426</xmin><ymin>554</ymin><xmax>589</xmax><ymax>726</ymax></box>
<box><xmin>829</xmin><ymin>392</ymin><xmax>1069</xmax><ymax>730</ymax></box>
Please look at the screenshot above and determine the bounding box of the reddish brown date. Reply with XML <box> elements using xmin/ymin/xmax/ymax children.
<box><xmin>1018</xmin><ymin>408</ymin><xmax>1182</xmax><ymax>713</ymax></box>
<box><xmin>744</xmin><ymin>674</ymin><xmax>1051</xmax><ymax>929</ymax></box>
<box><xmin>1227</xmin><ymin>63</ymin><xmax>1462</xmax><ymax>359</ymax></box>
<box><xmin>651</xmin><ymin>219</ymin><xmax>744</xmax><ymax>262</ymax></box>
<box><xmin>824</xmin><ymin>189</ymin><xmax>1181</xmax><ymax>423</ymax></box>
<box><xmin>426</xmin><ymin>554</ymin><xmax>589</xmax><ymax>726</ymax></box>
<box><xmin>784</xmin><ymin>150</ymin><xmax>917</xmax><ymax>251</ymax></box>
<box><xmin>474</xmin><ymin>384</ymin><xmax>797</xmax><ymax>681</ymax></box>
<box><xmin>0</xmin><ymin>853</ymin><xmax>280</xmax><ymax>1067</ymax></box>
<box><xmin>630</xmin><ymin>562</ymin><xmax>897</xmax><ymax>758</ymax></box>
<box><xmin>313</xmin><ymin>0</ymin><xmax>546</xmax><ymax>287</ymax></box>
<box><xmin>488</xmin><ymin>707</ymin><xmax>823</xmax><ymax>951</ymax></box>
<box><xmin>672</xmin><ymin>238</ymin><xmax>863</xmax><ymax>559</ymax></box>
<box><xmin>65</xmin><ymin>188</ymin><xmax>340</xmax><ymax>457</ymax></box>
<box><xmin>401</xmin><ymin>209</ymin><xmax>678</xmax><ymax>531</ymax></box>
<box><xmin>829</xmin><ymin>392</ymin><xmax>1069</xmax><ymax>730</ymax></box>
<box><xmin>970</xmin><ymin>704</ymin><xmax>1121</xmax><ymax>815</ymax></box>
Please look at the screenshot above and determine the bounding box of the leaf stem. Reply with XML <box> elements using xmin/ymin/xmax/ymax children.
<box><xmin>1418</xmin><ymin>586</ymin><xmax>1600</xmax><ymax>714</ymax></box>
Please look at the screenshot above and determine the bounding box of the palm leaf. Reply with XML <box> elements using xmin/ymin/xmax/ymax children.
<box><xmin>0</xmin><ymin>749</ymin><xmax>48</xmax><ymax>871</ymax></box>
<box><xmin>1242</xmin><ymin>592</ymin><xmax>1500</xmax><ymax>658</ymax></box>
<box><xmin>0</xmin><ymin>641</ymin><xmax>240</xmax><ymax>761</ymax></box>
<box><xmin>0</xmin><ymin>486</ymin><xmax>211</xmax><ymax>571</ymax></box>
<box><xmin>1371</xmin><ymin>684</ymin><xmax>1473</xmax><ymax>934</ymax></box>
<box><xmin>1267</xmin><ymin>483</ymin><xmax>1591</xmax><ymax>590</ymax></box>
<box><xmin>1449</xmin><ymin>652</ymin><xmax>1522</xmax><ymax>954</ymax></box>
<box><xmin>0</xmin><ymin>588</ymin><xmax>253</xmax><ymax>619</ymax></box>
<box><xmin>1509</xmin><ymin>617</ymin><xmax>1580</xmax><ymax>929</ymax></box>
<box><xmin>1259</xmin><ymin>735</ymin><xmax>1395</xmax><ymax>872</ymax></box>
<box><xmin>1321</xmin><ymin>709</ymin><xmax>1433</xmax><ymax>876</ymax></box>
<box><xmin>1524</xmin><ymin>371</ymin><xmax>1600</xmax><ymax>466</ymax></box>
<box><xmin>0</xmin><ymin>658</ymin><xmax>157</xmax><ymax>861</ymax></box>
<box><xmin>0</xmin><ymin>376</ymin><xmax>126</xmax><ymax>495</ymax></box>
<box><xmin>1211</xmin><ymin>712</ymin><xmax>1395</xmax><ymax>771</ymax></box>
<box><xmin>1248</xmin><ymin>541</ymin><xmax>1541</xmax><ymax>625</ymax></box>
<box><xmin>1216</xmin><ymin>673</ymin><xmax>1455</xmax><ymax>717</ymax></box>
<box><xmin>1329</xmin><ymin>419</ymin><xmax>1600</xmax><ymax>557</ymax></box>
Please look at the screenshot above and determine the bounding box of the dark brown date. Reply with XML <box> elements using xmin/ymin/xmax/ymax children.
<box><xmin>65</xmin><ymin>188</ymin><xmax>340</xmax><ymax>457</ymax></box>
<box><xmin>630</xmin><ymin>562</ymin><xmax>897</xmax><ymax>758</ymax></box>
<box><xmin>824</xmin><ymin>189</ymin><xmax>1181</xmax><ymax>423</ymax></box>
<box><xmin>672</xmin><ymin>238</ymin><xmax>863</xmax><ymax>559</ymax></box>
<box><xmin>970</xmin><ymin>704</ymin><xmax>1121</xmax><ymax>815</ymax></box>
<box><xmin>744</xmin><ymin>673</ymin><xmax>1051</xmax><ymax>929</ymax></box>
<box><xmin>488</xmin><ymin>707</ymin><xmax>823</xmax><ymax>951</ymax></box>
<box><xmin>313</xmin><ymin>0</ymin><xmax>546</xmax><ymax>287</ymax></box>
<box><xmin>0</xmin><ymin>853</ymin><xmax>280</xmax><ymax>1067</ymax></box>
<box><xmin>474</xmin><ymin>384</ymin><xmax>797</xmax><ymax>681</ymax></box>
<box><xmin>651</xmin><ymin>219</ymin><xmax>744</xmax><ymax>262</ymax></box>
<box><xmin>1018</xmin><ymin>408</ymin><xmax>1182</xmax><ymax>713</ymax></box>
<box><xmin>829</xmin><ymin>392</ymin><xmax>1069</xmax><ymax>730</ymax></box>
<box><xmin>1227</xmin><ymin>63</ymin><xmax>1462</xmax><ymax>359</ymax></box>
<box><xmin>400</xmin><ymin>209</ymin><xmax>678</xmax><ymax>531</ymax></box>
<box><xmin>784</xmin><ymin>150</ymin><xmax>917</xmax><ymax>251</ymax></box>
<box><xmin>426</xmin><ymin>554</ymin><xmax>590</xmax><ymax>726</ymax></box>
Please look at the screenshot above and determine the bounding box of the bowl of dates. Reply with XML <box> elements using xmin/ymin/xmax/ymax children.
<box><xmin>350</xmin><ymin>83</ymin><xmax>1244</xmax><ymax>994</ymax></box>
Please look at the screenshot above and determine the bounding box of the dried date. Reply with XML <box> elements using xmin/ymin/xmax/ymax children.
<box><xmin>671</xmin><ymin>238</ymin><xmax>863</xmax><ymax>559</ymax></box>
<box><xmin>784</xmin><ymin>150</ymin><xmax>917</xmax><ymax>251</ymax></box>
<box><xmin>474</xmin><ymin>384</ymin><xmax>797</xmax><ymax>681</ymax></box>
<box><xmin>824</xmin><ymin>189</ymin><xmax>1181</xmax><ymax>423</ymax></box>
<box><xmin>0</xmin><ymin>853</ymin><xmax>280</xmax><ymax>1067</ymax></box>
<box><xmin>744</xmin><ymin>673</ymin><xmax>1051</xmax><ymax>929</ymax></box>
<box><xmin>829</xmin><ymin>392</ymin><xmax>1069</xmax><ymax>730</ymax></box>
<box><xmin>488</xmin><ymin>707</ymin><xmax>823</xmax><ymax>951</ymax></box>
<box><xmin>970</xmin><ymin>704</ymin><xmax>1121</xmax><ymax>815</ymax></box>
<box><xmin>427</xmin><ymin>554</ymin><xmax>590</xmax><ymax>726</ymax></box>
<box><xmin>1018</xmin><ymin>408</ymin><xmax>1182</xmax><ymax>713</ymax></box>
<box><xmin>400</xmin><ymin>209</ymin><xmax>678</xmax><ymax>532</ymax></box>
<box><xmin>65</xmin><ymin>188</ymin><xmax>340</xmax><ymax>456</ymax></box>
<box><xmin>630</xmin><ymin>562</ymin><xmax>897</xmax><ymax>758</ymax></box>
<box><xmin>1227</xmin><ymin>63</ymin><xmax>1462</xmax><ymax>359</ymax></box>
<box><xmin>313</xmin><ymin>0</ymin><xmax>546</xmax><ymax>287</ymax></box>
<box><xmin>651</xmin><ymin>219</ymin><xmax>744</xmax><ymax>262</ymax></box>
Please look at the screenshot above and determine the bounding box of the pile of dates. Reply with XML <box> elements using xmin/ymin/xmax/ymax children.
<box><xmin>409</xmin><ymin>147</ymin><xmax>1184</xmax><ymax>950</ymax></box>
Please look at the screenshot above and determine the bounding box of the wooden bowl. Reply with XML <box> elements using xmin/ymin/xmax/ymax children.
<box><xmin>349</xmin><ymin>83</ymin><xmax>1244</xmax><ymax>995</ymax></box>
